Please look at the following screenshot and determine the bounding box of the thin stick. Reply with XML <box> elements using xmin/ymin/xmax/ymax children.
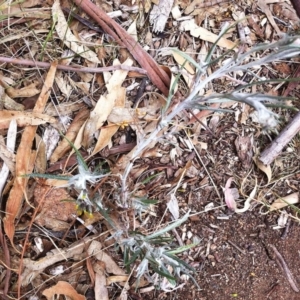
<box><xmin>17</xmin><ymin>186</ymin><xmax>51</xmax><ymax>298</ymax></box>
<box><xmin>270</xmin><ymin>244</ymin><xmax>300</xmax><ymax>292</ymax></box>
<box><xmin>227</xmin><ymin>240</ymin><xmax>246</xmax><ymax>255</ymax></box>
<box><xmin>259</xmin><ymin>111</ymin><xmax>300</xmax><ymax>165</ymax></box>
<box><xmin>0</xmin><ymin>56</ymin><xmax>147</xmax><ymax>75</ymax></box>
<box><xmin>0</xmin><ymin>220</ymin><xmax>11</xmax><ymax>296</ymax></box>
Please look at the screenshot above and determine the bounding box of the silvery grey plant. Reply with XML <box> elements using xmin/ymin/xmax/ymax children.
<box><xmin>120</xmin><ymin>33</ymin><xmax>300</xmax><ymax>206</ymax></box>
<box><xmin>24</xmin><ymin>137</ymin><xmax>108</xmax><ymax>215</ymax></box>
<box><xmin>121</xmin><ymin>211</ymin><xmax>199</xmax><ymax>290</ymax></box>
<box><xmin>23</xmin><ymin>31</ymin><xmax>300</xmax><ymax>292</ymax></box>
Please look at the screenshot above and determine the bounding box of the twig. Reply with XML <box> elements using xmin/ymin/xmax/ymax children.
<box><xmin>227</xmin><ymin>240</ymin><xmax>246</xmax><ymax>255</ymax></box>
<box><xmin>188</xmin><ymin>109</ymin><xmax>216</xmax><ymax>137</ymax></box>
<box><xmin>172</xmin><ymin>228</ymin><xmax>184</xmax><ymax>247</ymax></box>
<box><xmin>259</xmin><ymin>111</ymin><xmax>300</xmax><ymax>165</ymax></box>
<box><xmin>270</xmin><ymin>244</ymin><xmax>300</xmax><ymax>292</ymax></box>
<box><xmin>17</xmin><ymin>186</ymin><xmax>51</xmax><ymax>298</ymax></box>
<box><xmin>0</xmin><ymin>221</ymin><xmax>11</xmax><ymax>296</ymax></box>
<box><xmin>266</xmin><ymin>280</ymin><xmax>279</xmax><ymax>299</ymax></box>
<box><xmin>0</xmin><ymin>56</ymin><xmax>147</xmax><ymax>75</ymax></box>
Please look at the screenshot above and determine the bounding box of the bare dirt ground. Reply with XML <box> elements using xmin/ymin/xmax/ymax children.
<box><xmin>1</xmin><ymin>0</ymin><xmax>300</xmax><ymax>299</ymax></box>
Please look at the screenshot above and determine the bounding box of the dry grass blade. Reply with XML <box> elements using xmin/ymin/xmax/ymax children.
<box><xmin>3</xmin><ymin>62</ymin><xmax>58</xmax><ymax>246</ymax></box>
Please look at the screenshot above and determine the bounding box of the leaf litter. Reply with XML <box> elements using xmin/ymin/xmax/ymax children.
<box><xmin>1</xmin><ymin>0</ymin><xmax>300</xmax><ymax>299</ymax></box>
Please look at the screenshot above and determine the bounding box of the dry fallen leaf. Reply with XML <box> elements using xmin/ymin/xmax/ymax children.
<box><xmin>52</xmin><ymin>0</ymin><xmax>100</xmax><ymax>63</ymax></box>
<box><xmin>180</xmin><ymin>19</ymin><xmax>236</xmax><ymax>49</ymax></box>
<box><xmin>5</xmin><ymin>82</ymin><xmax>40</xmax><ymax>98</ymax></box>
<box><xmin>0</xmin><ymin>110</ymin><xmax>56</xmax><ymax>130</ymax></box>
<box><xmin>223</xmin><ymin>177</ymin><xmax>239</xmax><ymax>212</ymax></box>
<box><xmin>94</xmin><ymin>262</ymin><xmax>109</xmax><ymax>300</ymax></box>
<box><xmin>0</xmin><ymin>135</ymin><xmax>16</xmax><ymax>174</ymax></box>
<box><xmin>167</xmin><ymin>194</ymin><xmax>179</xmax><ymax>220</ymax></box>
<box><xmin>150</xmin><ymin>0</ymin><xmax>174</xmax><ymax>32</ymax></box>
<box><xmin>172</xmin><ymin>50</ymin><xmax>195</xmax><ymax>75</ymax></box>
<box><xmin>253</xmin><ymin>156</ymin><xmax>272</xmax><ymax>183</ymax></box>
<box><xmin>42</xmin><ymin>281</ymin><xmax>85</xmax><ymax>300</ymax></box>
<box><xmin>270</xmin><ymin>192</ymin><xmax>299</xmax><ymax>211</ymax></box>
<box><xmin>86</xmin><ymin>58</ymin><xmax>133</xmax><ymax>152</ymax></box>
<box><xmin>21</xmin><ymin>235</ymin><xmax>96</xmax><ymax>286</ymax></box>
<box><xmin>87</xmin><ymin>240</ymin><xmax>126</xmax><ymax>275</ymax></box>
<box><xmin>0</xmin><ymin>120</ymin><xmax>17</xmax><ymax>195</ymax></box>
<box><xmin>50</xmin><ymin>107</ymin><xmax>90</xmax><ymax>163</ymax></box>
<box><xmin>3</xmin><ymin>62</ymin><xmax>58</xmax><ymax>246</ymax></box>
<box><xmin>0</xmin><ymin>86</ymin><xmax>24</xmax><ymax>110</ymax></box>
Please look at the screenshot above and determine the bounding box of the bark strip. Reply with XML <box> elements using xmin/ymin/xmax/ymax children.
<box><xmin>72</xmin><ymin>0</ymin><xmax>170</xmax><ymax>96</ymax></box>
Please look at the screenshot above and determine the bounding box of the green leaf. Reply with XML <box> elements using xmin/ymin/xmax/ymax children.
<box><xmin>21</xmin><ymin>173</ymin><xmax>70</xmax><ymax>181</ymax></box>
<box><xmin>152</xmin><ymin>265</ymin><xmax>176</xmax><ymax>281</ymax></box>
<box><xmin>166</xmin><ymin>243</ymin><xmax>197</xmax><ymax>255</ymax></box>
<box><xmin>146</xmin><ymin>211</ymin><xmax>190</xmax><ymax>240</ymax></box>
<box><xmin>59</xmin><ymin>131</ymin><xmax>88</xmax><ymax>171</ymax></box>
<box><xmin>124</xmin><ymin>248</ymin><xmax>142</xmax><ymax>266</ymax></box>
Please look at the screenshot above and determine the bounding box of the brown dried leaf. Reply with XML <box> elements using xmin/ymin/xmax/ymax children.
<box><xmin>94</xmin><ymin>262</ymin><xmax>109</xmax><ymax>300</ymax></box>
<box><xmin>107</xmin><ymin>275</ymin><xmax>129</xmax><ymax>285</ymax></box>
<box><xmin>6</xmin><ymin>82</ymin><xmax>40</xmax><ymax>98</ymax></box>
<box><xmin>3</xmin><ymin>62</ymin><xmax>58</xmax><ymax>245</ymax></box>
<box><xmin>0</xmin><ymin>110</ymin><xmax>56</xmax><ymax>130</ymax></box>
<box><xmin>253</xmin><ymin>156</ymin><xmax>272</xmax><ymax>183</ymax></box>
<box><xmin>21</xmin><ymin>235</ymin><xmax>96</xmax><ymax>286</ymax></box>
<box><xmin>223</xmin><ymin>177</ymin><xmax>239</xmax><ymax>212</ymax></box>
<box><xmin>150</xmin><ymin>0</ymin><xmax>174</xmax><ymax>32</ymax></box>
<box><xmin>45</xmin><ymin>101</ymin><xmax>86</xmax><ymax>116</ymax></box>
<box><xmin>172</xmin><ymin>50</ymin><xmax>195</xmax><ymax>74</ymax></box>
<box><xmin>52</xmin><ymin>0</ymin><xmax>100</xmax><ymax>63</ymax></box>
<box><xmin>180</xmin><ymin>20</ymin><xmax>235</xmax><ymax>49</ymax></box>
<box><xmin>42</xmin><ymin>281</ymin><xmax>85</xmax><ymax>300</ymax></box>
<box><xmin>92</xmin><ymin>124</ymin><xmax>119</xmax><ymax>155</ymax></box>
<box><xmin>270</xmin><ymin>193</ymin><xmax>299</xmax><ymax>211</ymax></box>
<box><xmin>55</xmin><ymin>71</ymin><xmax>73</xmax><ymax>97</ymax></box>
<box><xmin>87</xmin><ymin>240</ymin><xmax>126</xmax><ymax>275</ymax></box>
<box><xmin>86</xmin><ymin>257</ymin><xmax>95</xmax><ymax>286</ymax></box>
<box><xmin>0</xmin><ymin>86</ymin><xmax>24</xmax><ymax>110</ymax></box>
<box><xmin>83</xmin><ymin>58</ymin><xmax>132</xmax><ymax>149</ymax></box>
<box><xmin>50</xmin><ymin>108</ymin><xmax>90</xmax><ymax>163</ymax></box>
<box><xmin>34</xmin><ymin>134</ymin><xmax>47</xmax><ymax>174</ymax></box>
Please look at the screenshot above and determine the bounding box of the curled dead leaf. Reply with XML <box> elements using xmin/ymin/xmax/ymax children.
<box><xmin>223</xmin><ymin>177</ymin><xmax>239</xmax><ymax>212</ymax></box>
<box><xmin>253</xmin><ymin>156</ymin><xmax>272</xmax><ymax>183</ymax></box>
